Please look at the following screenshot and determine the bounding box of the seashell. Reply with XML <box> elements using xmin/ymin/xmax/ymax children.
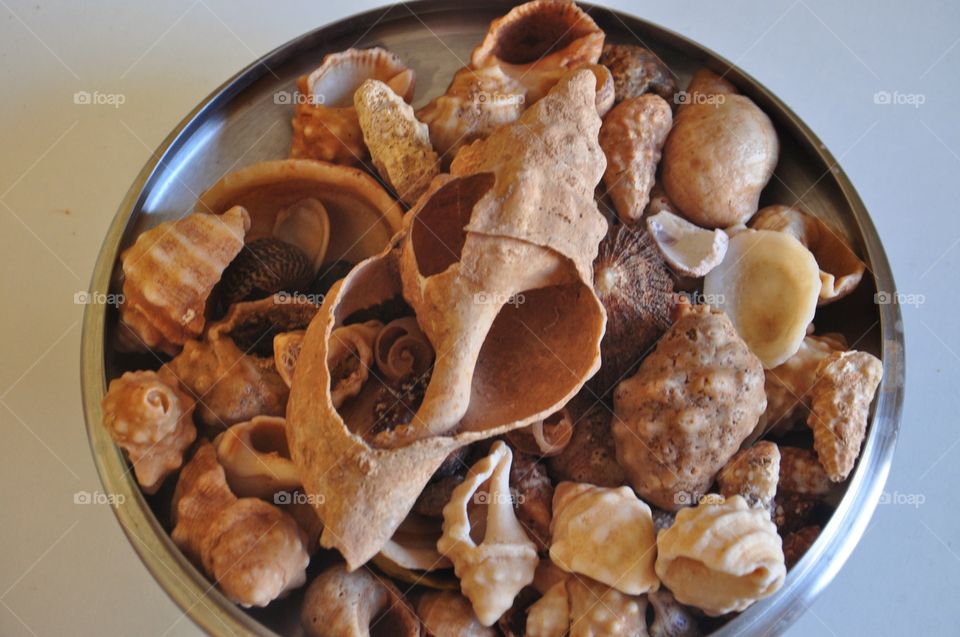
<box><xmin>300</xmin><ymin>563</ymin><xmax>420</xmax><ymax>637</ymax></box>
<box><xmin>210</xmin><ymin>292</ymin><xmax>319</xmax><ymax>354</ymax></box>
<box><xmin>272</xmin><ymin>197</ymin><xmax>331</xmax><ymax>273</ymax></box>
<box><xmin>590</xmin><ymin>63</ymin><xmax>616</xmax><ymax>117</ymax></box>
<box><xmin>646</xmin><ymin>210</ymin><xmax>729</xmax><ymax>277</ymax></box>
<box><xmin>286</xmin><ymin>71</ymin><xmax>607</xmax><ymax>570</ymax></box>
<box><xmin>509</xmin><ymin>451</ymin><xmax>555</xmax><ymax>552</ymax></box>
<box><xmin>418</xmin><ymin>591</ymin><xmax>497</xmax><ymax>637</ymax></box>
<box><xmin>289</xmin><ymin>47</ymin><xmax>415</xmax><ymax>165</ymax></box>
<box><xmin>662</xmin><ymin>90</ymin><xmax>779</xmax><ymax>228</ymax></box>
<box><xmin>613</xmin><ymin>305</ymin><xmax>766</xmax><ymax>510</ymax></box>
<box><xmin>717</xmin><ymin>441</ymin><xmax>780</xmax><ymax>515</ymax></box>
<box><xmin>213</xmin><ymin>416</ymin><xmax>301</xmax><ymax>499</ymax></box>
<box><xmin>505</xmin><ymin>407</ymin><xmax>574</xmax><ymax>458</ymax></box>
<box><xmin>599</xmin><ymin>43</ymin><xmax>677</xmax><ymax>104</ymax></box>
<box><xmin>273</xmin><ymin>330</ymin><xmax>304</xmax><ymax>388</ymax></box>
<box><xmin>171</xmin><ymin>442</ymin><xmax>309</xmax><ymax>607</ymax></box>
<box><xmin>379</xmin><ymin>511</ymin><xmax>452</xmax><ymax>572</ymax></box>
<box><xmin>599</xmin><ymin>94</ymin><xmax>673</xmax><ymax>224</ymax></box>
<box><xmin>751</xmin><ymin>205</ymin><xmax>867</xmax><ymax>305</ymax></box>
<box><xmin>525</xmin><ymin>581</ymin><xmax>569</xmax><ymax>637</ymax></box>
<box><xmin>547</xmin><ymin>406</ymin><xmax>628</xmax><ymax>488</ymax></box>
<box><xmin>778</xmin><ymin>446</ymin><xmax>833</xmax><ymax>496</ymax></box>
<box><xmin>438</xmin><ymin>441</ymin><xmax>539</xmax><ymax>626</ymax></box>
<box><xmin>680</xmin><ymin>68</ymin><xmax>738</xmax><ymax>110</ymax></box>
<box><xmin>327</xmin><ymin>320</ymin><xmax>382</xmax><ymax>410</ymax></box>
<box><xmin>280</xmin><ymin>493</ymin><xmax>324</xmax><ymax>555</ymax></box>
<box><xmin>656</xmin><ymin>494</ymin><xmax>785</xmax><ymax>616</ymax></box>
<box><xmin>117</xmin><ymin>206</ymin><xmax>249</xmax><ymax>355</ymax></box>
<box><xmin>527</xmin><ymin>577</ymin><xmax>647</xmax><ymax>637</ymax></box>
<box><xmin>782</xmin><ymin>525</ymin><xmax>820</xmax><ymax>568</ymax></box>
<box><xmin>196</xmin><ymin>159</ymin><xmax>403</xmax><ymax>268</ymax></box>
<box><xmin>647</xmin><ymin>590</ymin><xmax>702</xmax><ymax>637</ymax></box>
<box><xmin>373</xmin><ymin>316</ymin><xmax>434</xmax><ymax>384</ymax></box>
<box><xmin>218</xmin><ymin>237</ymin><xmax>312</xmax><ymax>307</ymax></box>
<box><xmin>413</xmin><ymin>475</ymin><xmax>464</xmax><ymax>519</ymax></box>
<box><xmin>101</xmin><ymin>369</ymin><xmax>196</xmax><ymax>494</ymax></box>
<box><xmin>470</xmin><ymin>0</ymin><xmax>604</xmax><ymax>103</ymax></box>
<box><xmin>549</xmin><ymin>482</ymin><xmax>659</xmax><ymax>595</ymax></box>
<box><xmin>591</xmin><ymin>224</ymin><xmax>674</xmax><ymax>397</ymax></box>
<box><xmin>704</xmin><ymin>229</ymin><xmax>822</xmax><ymax>368</ymax></box>
<box><xmin>808</xmin><ymin>350</ymin><xmax>882</xmax><ymax>481</ymax></box>
<box><xmin>355</xmin><ymin>79</ymin><xmax>439</xmax><ymax>206</ymax></box>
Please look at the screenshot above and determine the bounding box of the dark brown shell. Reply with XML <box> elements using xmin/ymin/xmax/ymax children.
<box><xmin>591</xmin><ymin>223</ymin><xmax>674</xmax><ymax>396</ymax></box>
<box><xmin>600</xmin><ymin>44</ymin><xmax>677</xmax><ymax>104</ymax></box>
<box><xmin>220</xmin><ymin>237</ymin><xmax>312</xmax><ymax>307</ymax></box>
<box><xmin>547</xmin><ymin>405</ymin><xmax>628</xmax><ymax>488</ymax></box>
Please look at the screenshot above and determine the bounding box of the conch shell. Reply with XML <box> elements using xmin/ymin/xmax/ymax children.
<box><xmin>438</xmin><ymin>441</ymin><xmax>539</xmax><ymax>626</ymax></box>
<box><xmin>751</xmin><ymin>205</ymin><xmax>866</xmax><ymax>305</ymax></box>
<box><xmin>655</xmin><ymin>495</ymin><xmax>785</xmax><ymax>616</ymax></box>
<box><xmin>196</xmin><ymin>159</ymin><xmax>403</xmax><ymax>268</ymax></box>
<box><xmin>171</xmin><ymin>442</ymin><xmax>309</xmax><ymax>607</ymax></box>
<box><xmin>101</xmin><ymin>369</ymin><xmax>196</xmax><ymax>493</ymax></box>
<box><xmin>289</xmin><ymin>47</ymin><xmax>415</xmax><ymax>165</ymax></box>
<box><xmin>214</xmin><ymin>416</ymin><xmax>301</xmax><ymax>499</ymax></box>
<box><xmin>116</xmin><ymin>206</ymin><xmax>249</xmax><ymax>355</ymax></box>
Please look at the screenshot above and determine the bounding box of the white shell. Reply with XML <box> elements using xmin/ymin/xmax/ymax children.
<box><xmin>646</xmin><ymin>210</ymin><xmax>728</xmax><ymax>277</ymax></box>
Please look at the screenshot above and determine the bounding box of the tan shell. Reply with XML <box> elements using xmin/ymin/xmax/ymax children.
<box><xmin>656</xmin><ymin>495</ymin><xmax>785</xmax><ymax>616</ymax></box>
<box><xmin>101</xmin><ymin>369</ymin><xmax>196</xmax><ymax>494</ymax></box>
<box><xmin>171</xmin><ymin>443</ymin><xmax>308</xmax><ymax>607</ymax></box>
<box><xmin>326</xmin><ymin>320</ymin><xmax>382</xmax><ymax>410</ymax></box>
<box><xmin>273</xmin><ymin>330</ymin><xmax>304</xmax><ymax>388</ymax></box>
<box><xmin>355</xmin><ymin>79</ymin><xmax>439</xmax><ymax>206</ymax></box>
<box><xmin>196</xmin><ymin>159</ymin><xmax>404</xmax><ymax>267</ymax></box>
<box><xmin>548</xmin><ymin>406</ymin><xmax>628</xmax><ymax>488</ymax></box>
<box><xmin>613</xmin><ymin>305</ymin><xmax>766</xmax><ymax>510</ymax></box>
<box><xmin>418</xmin><ymin>591</ymin><xmax>496</xmax><ymax>637</ymax></box>
<box><xmin>116</xmin><ymin>206</ymin><xmax>249</xmax><ymax>355</ymax></box>
<box><xmin>751</xmin><ymin>205</ymin><xmax>867</xmax><ymax>304</ymax></box>
<box><xmin>599</xmin><ymin>94</ymin><xmax>673</xmax><ymax>223</ymax></box>
<box><xmin>808</xmin><ymin>350</ymin><xmax>883</xmax><ymax>481</ymax></box>
<box><xmin>778</xmin><ymin>446</ymin><xmax>833</xmax><ymax>496</ymax></box>
<box><xmin>214</xmin><ymin>416</ymin><xmax>300</xmax><ymax>499</ymax></box>
<box><xmin>662</xmin><ymin>93</ymin><xmax>779</xmax><ymax>228</ymax></box>
<box><xmin>373</xmin><ymin>316</ymin><xmax>434</xmax><ymax>384</ymax></box>
<box><xmin>290</xmin><ymin>47</ymin><xmax>415</xmax><ymax>165</ymax></box>
<box><xmin>599</xmin><ymin>43</ymin><xmax>677</xmax><ymax>104</ymax></box>
<box><xmin>527</xmin><ymin>577</ymin><xmax>646</xmax><ymax>637</ymax></box>
<box><xmin>646</xmin><ymin>210</ymin><xmax>729</xmax><ymax>277</ymax></box>
<box><xmin>717</xmin><ymin>441</ymin><xmax>780</xmax><ymax>514</ymax></box>
<box><xmin>379</xmin><ymin>511</ymin><xmax>452</xmax><ymax>572</ymax></box>
<box><xmin>680</xmin><ymin>68</ymin><xmax>737</xmax><ymax>109</ymax></box>
<box><xmin>549</xmin><ymin>482</ymin><xmax>659</xmax><ymax>595</ymax></box>
<box><xmin>505</xmin><ymin>407</ymin><xmax>574</xmax><ymax>457</ymax></box>
<box><xmin>271</xmin><ymin>197</ymin><xmax>331</xmax><ymax>273</ymax></box>
<box><xmin>438</xmin><ymin>442</ymin><xmax>539</xmax><ymax>626</ymax></box>
<box><xmin>301</xmin><ymin>563</ymin><xmax>420</xmax><ymax>637</ymax></box>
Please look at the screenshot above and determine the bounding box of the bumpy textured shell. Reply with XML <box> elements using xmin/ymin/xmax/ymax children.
<box><xmin>418</xmin><ymin>591</ymin><xmax>496</xmax><ymax>637</ymax></box>
<box><xmin>355</xmin><ymin>79</ymin><xmax>439</xmax><ymax>206</ymax></box>
<box><xmin>171</xmin><ymin>443</ymin><xmax>309</xmax><ymax>608</ymax></box>
<box><xmin>600</xmin><ymin>43</ymin><xmax>677</xmax><ymax>103</ymax></box>
<box><xmin>527</xmin><ymin>577</ymin><xmax>646</xmax><ymax>637</ymax></box>
<box><xmin>549</xmin><ymin>482</ymin><xmax>659</xmax><ymax>595</ymax></box>
<box><xmin>214</xmin><ymin>416</ymin><xmax>301</xmax><ymax>499</ymax></box>
<box><xmin>613</xmin><ymin>305</ymin><xmax>766</xmax><ymax>510</ymax></box>
<box><xmin>717</xmin><ymin>441</ymin><xmax>780</xmax><ymax>514</ymax></box>
<box><xmin>117</xmin><ymin>206</ymin><xmax>249</xmax><ymax>355</ymax></box>
<box><xmin>778</xmin><ymin>446</ymin><xmax>833</xmax><ymax>496</ymax></box>
<box><xmin>438</xmin><ymin>442</ymin><xmax>538</xmax><ymax>626</ymax></box>
<box><xmin>219</xmin><ymin>237</ymin><xmax>312</xmax><ymax>307</ymax></box>
<box><xmin>655</xmin><ymin>495</ymin><xmax>786</xmax><ymax>616</ymax></box>
<box><xmin>101</xmin><ymin>369</ymin><xmax>196</xmax><ymax>493</ymax></box>
<box><xmin>289</xmin><ymin>47</ymin><xmax>415</xmax><ymax>165</ymax></box>
<box><xmin>808</xmin><ymin>350</ymin><xmax>882</xmax><ymax>481</ymax></box>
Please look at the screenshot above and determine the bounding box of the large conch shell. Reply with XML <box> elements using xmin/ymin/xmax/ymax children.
<box><xmin>116</xmin><ymin>206</ymin><xmax>249</xmax><ymax>355</ymax></box>
<box><xmin>196</xmin><ymin>159</ymin><xmax>403</xmax><ymax>268</ymax></box>
<box><xmin>214</xmin><ymin>416</ymin><xmax>301</xmax><ymax>499</ymax></box>
<box><xmin>286</xmin><ymin>69</ymin><xmax>607</xmax><ymax>570</ymax></box>
<box><xmin>289</xmin><ymin>47</ymin><xmax>415</xmax><ymax>165</ymax></box>
<box><xmin>750</xmin><ymin>205</ymin><xmax>866</xmax><ymax>305</ymax></box>
<box><xmin>438</xmin><ymin>441</ymin><xmax>539</xmax><ymax>626</ymax></box>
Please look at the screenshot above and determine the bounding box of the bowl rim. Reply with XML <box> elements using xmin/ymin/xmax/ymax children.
<box><xmin>81</xmin><ymin>1</ymin><xmax>906</xmax><ymax>635</ymax></box>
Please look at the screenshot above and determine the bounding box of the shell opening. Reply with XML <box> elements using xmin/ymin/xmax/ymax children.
<box><xmin>490</xmin><ymin>7</ymin><xmax>593</xmax><ymax>65</ymax></box>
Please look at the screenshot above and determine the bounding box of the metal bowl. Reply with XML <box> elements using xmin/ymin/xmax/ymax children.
<box><xmin>80</xmin><ymin>2</ymin><xmax>905</xmax><ymax>635</ymax></box>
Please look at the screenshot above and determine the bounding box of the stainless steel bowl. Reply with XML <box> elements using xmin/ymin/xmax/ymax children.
<box><xmin>81</xmin><ymin>2</ymin><xmax>905</xmax><ymax>634</ymax></box>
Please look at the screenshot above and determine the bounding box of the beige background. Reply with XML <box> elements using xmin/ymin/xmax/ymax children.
<box><xmin>1</xmin><ymin>0</ymin><xmax>957</xmax><ymax>635</ymax></box>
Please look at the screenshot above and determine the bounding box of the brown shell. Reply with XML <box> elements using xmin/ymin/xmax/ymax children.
<box><xmin>219</xmin><ymin>237</ymin><xmax>312</xmax><ymax>307</ymax></box>
<box><xmin>599</xmin><ymin>43</ymin><xmax>677</xmax><ymax>103</ymax></box>
<box><xmin>547</xmin><ymin>406</ymin><xmax>628</xmax><ymax>488</ymax></box>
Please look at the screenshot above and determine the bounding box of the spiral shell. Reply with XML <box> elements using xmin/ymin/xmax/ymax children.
<box><xmin>214</xmin><ymin>416</ymin><xmax>301</xmax><ymax>499</ymax></box>
<box><xmin>373</xmin><ymin>316</ymin><xmax>434</xmax><ymax>383</ymax></box>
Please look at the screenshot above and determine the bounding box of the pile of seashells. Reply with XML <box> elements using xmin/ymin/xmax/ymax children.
<box><xmin>100</xmin><ymin>1</ymin><xmax>883</xmax><ymax>634</ymax></box>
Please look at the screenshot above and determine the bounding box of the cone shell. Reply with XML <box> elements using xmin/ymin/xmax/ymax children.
<box><xmin>117</xmin><ymin>206</ymin><xmax>249</xmax><ymax>355</ymax></box>
<box><xmin>290</xmin><ymin>47</ymin><xmax>415</xmax><ymax>165</ymax></box>
<box><xmin>196</xmin><ymin>159</ymin><xmax>403</xmax><ymax>268</ymax></box>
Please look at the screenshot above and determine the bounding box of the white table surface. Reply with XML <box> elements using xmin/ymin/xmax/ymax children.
<box><xmin>1</xmin><ymin>0</ymin><xmax>956</xmax><ymax>635</ymax></box>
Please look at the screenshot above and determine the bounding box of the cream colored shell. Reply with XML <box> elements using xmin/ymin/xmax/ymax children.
<box><xmin>527</xmin><ymin>578</ymin><xmax>646</xmax><ymax>637</ymax></box>
<box><xmin>214</xmin><ymin>416</ymin><xmax>301</xmax><ymax>499</ymax></box>
<box><xmin>549</xmin><ymin>482</ymin><xmax>659</xmax><ymax>595</ymax></box>
<box><xmin>655</xmin><ymin>495</ymin><xmax>785</xmax><ymax>616</ymax></box>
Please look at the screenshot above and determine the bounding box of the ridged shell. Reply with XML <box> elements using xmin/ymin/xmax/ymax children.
<box><xmin>219</xmin><ymin>237</ymin><xmax>312</xmax><ymax>307</ymax></box>
<box><xmin>214</xmin><ymin>416</ymin><xmax>301</xmax><ymax>499</ymax></box>
<box><xmin>117</xmin><ymin>206</ymin><xmax>249</xmax><ymax>355</ymax></box>
<box><xmin>655</xmin><ymin>495</ymin><xmax>785</xmax><ymax>616</ymax></box>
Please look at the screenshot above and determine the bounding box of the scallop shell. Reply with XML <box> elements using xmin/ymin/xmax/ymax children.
<box><xmin>196</xmin><ymin>159</ymin><xmax>403</xmax><ymax>268</ymax></box>
<box><xmin>117</xmin><ymin>206</ymin><xmax>249</xmax><ymax>355</ymax></box>
<box><xmin>101</xmin><ymin>369</ymin><xmax>196</xmax><ymax>494</ymax></box>
<box><xmin>289</xmin><ymin>47</ymin><xmax>415</xmax><ymax>165</ymax></box>
<box><xmin>214</xmin><ymin>416</ymin><xmax>301</xmax><ymax>499</ymax></box>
